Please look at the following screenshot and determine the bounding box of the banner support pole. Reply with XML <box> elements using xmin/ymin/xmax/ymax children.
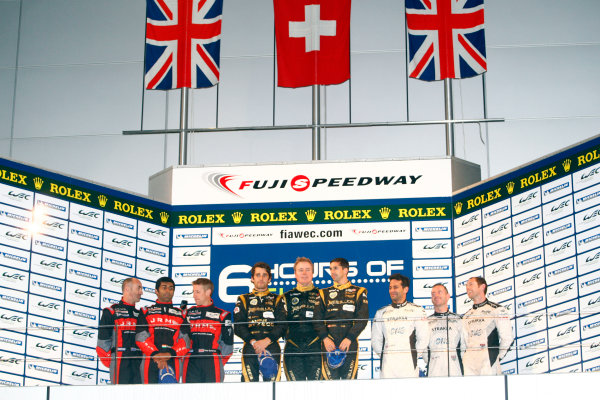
<box><xmin>444</xmin><ymin>78</ymin><xmax>455</xmax><ymax>156</ymax></box>
<box><xmin>312</xmin><ymin>85</ymin><xmax>321</xmax><ymax>160</ymax></box>
<box><xmin>179</xmin><ymin>87</ymin><xmax>189</xmax><ymax>165</ymax></box>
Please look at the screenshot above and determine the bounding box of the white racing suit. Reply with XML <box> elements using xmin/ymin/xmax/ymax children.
<box><xmin>462</xmin><ymin>299</ymin><xmax>514</xmax><ymax>375</ymax></box>
<box><xmin>425</xmin><ymin>311</ymin><xmax>464</xmax><ymax>377</ymax></box>
<box><xmin>372</xmin><ymin>301</ymin><xmax>429</xmax><ymax>378</ymax></box>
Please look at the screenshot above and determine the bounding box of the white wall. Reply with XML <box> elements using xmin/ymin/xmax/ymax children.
<box><xmin>1</xmin><ymin>0</ymin><xmax>599</xmax><ymax>194</ymax></box>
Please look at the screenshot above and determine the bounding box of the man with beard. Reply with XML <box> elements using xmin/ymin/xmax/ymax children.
<box><xmin>314</xmin><ymin>257</ymin><xmax>369</xmax><ymax>380</ymax></box>
<box><xmin>371</xmin><ymin>274</ymin><xmax>429</xmax><ymax>378</ymax></box>
<box><xmin>234</xmin><ymin>262</ymin><xmax>283</xmax><ymax>381</ymax></box>
<box><xmin>136</xmin><ymin>277</ymin><xmax>189</xmax><ymax>383</ymax></box>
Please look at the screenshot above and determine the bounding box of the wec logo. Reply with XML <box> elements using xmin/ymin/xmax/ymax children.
<box><xmin>77</xmin><ymin>249</ymin><xmax>99</xmax><ymax>258</ymax></box>
<box><xmin>423</xmin><ymin>243</ymin><xmax>447</xmax><ymax>250</ymax></box>
<box><xmin>78</xmin><ymin>210</ymin><xmax>100</xmax><ymax>218</ymax></box>
<box><xmin>461</xmin><ymin>214</ymin><xmax>479</xmax><ymax>226</ymax></box>
<box><xmin>72</xmin><ymin>329</ymin><xmax>95</xmax><ymax>338</ymax></box>
<box><xmin>2</xmin><ymin>272</ymin><xmax>25</xmax><ymax>281</ymax></box>
<box><xmin>147</xmin><ymin>228</ymin><xmax>167</xmax><ymax>236</ymax></box>
<box><xmin>520</xmin><ymin>231</ymin><xmax>540</xmax><ymax>244</ymax></box>
<box><xmin>39</xmin><ymin>259</ymin><xmax>63</xmax><ymax>268</ymax></box>
<box><xmin>550</xmin><ymin>200</ymin><xmax>570</xmax><ymax>212</ymax></box>
<box><xmin>8</xmin><ymin>191</ymin><xmax>31</xmax><ymax>200</ymax></box>
<box><xmin>74</xmin><ymin>289</ymin><xmax>96</xmax><ymax>297</ymax></box>
<box><xmin>183</xmin><ymin>250</ymin><xmax>207</xmax><ymax>257</ymax></box>
<box><xmin>0</xmin><ymin>314</ymin><xmax>23</xmax><ymax>323</ymax></box>
<box><xmin>37</xmin><ymin>301</ymin><xmax>60</xmax><ymax>310</ymax></box>
<box><xmin>518</xmin><ymin>192</ymin><xmax>538</xmax><ymax>203</ymax></box>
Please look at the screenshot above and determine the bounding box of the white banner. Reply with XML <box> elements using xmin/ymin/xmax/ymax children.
<box><xmin>153</xmin><ymin>159</ymin><xmax>454</xmax><ymax>205</ymax></box>
<box><xmin>213</xmin><ymin>222</ymin><xmax>410</xmax><ymax>245</ymax></box>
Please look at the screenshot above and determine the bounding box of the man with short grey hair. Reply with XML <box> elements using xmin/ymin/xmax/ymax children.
<box><xmin>425</xmin><ymin>283</ymin><xmax>464</xmax><ymax>377</ymax></box>
<box><xmin>97</xmin><ymin>277</ymin><xmax>143</xmax><ymax>384</ymax></box>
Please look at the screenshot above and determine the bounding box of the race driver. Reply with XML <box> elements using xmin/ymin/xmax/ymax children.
<box><xmin>96</xmin><ymin>277</ymin><xmax>143</xmax><ymax>384</ymax></box>
<box><xmin>182</xmin><ymin>278</ymin><xmax>233</xmax><ymax>383</ymax></box>
<box><xmin>135</xmin><ymin>277</ymin><xmax>190</xmax><ymax>383</ymax></box>
<box><xmin>425</xmin><ymin>283</ymin><xmax>464</xmax><ymax>377</ymax></box>
<box><xmin>233</xmin><ymin>262</ymin><xmax>284</xmax><ymax>382</ymax></box>
<box><xmin>276</xmin><ymin>257</ymin><xmax>322</xmax><ymax>380</ymax></box>
<box><xmin>462</xmin><ymin>277</ymin><xmax>514</xmax><ymax>375</ymax></box>
<box><xmin>371</xmin><ymin>273</ymin><xmax>429</xmax><ymax>378</ymax></box>
<box><xmin>314</xmin><ymin>257</ymin><xmax>369</xmax><ymax>380</ymax></box>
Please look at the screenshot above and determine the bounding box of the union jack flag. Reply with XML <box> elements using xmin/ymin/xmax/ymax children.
<box><xmin>145</xmin><ymin>0</ymin><xmax>223</xmax><ymax>89</ymax></box>
<box><xmin>405</xmin><ymin>0</ymin><xmax>486</xmax><ymax>81</ymax></box>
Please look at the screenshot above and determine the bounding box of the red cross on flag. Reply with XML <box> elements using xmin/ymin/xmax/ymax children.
<box><xmin>274</xmin><ymin>0</ymin><xmax>351</xmax><ymax>88</ymax></box>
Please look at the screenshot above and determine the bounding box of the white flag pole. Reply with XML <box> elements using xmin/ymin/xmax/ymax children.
<box><xmin>312</xmin><ymin>84</ymin><xmax>321</xmax><ymax>160</ymax></box>
<box><xmin>179</xmin><ymin>87</ymin><xmax>189</xmax><ymax>165</ymax></box>
<box><xmin>444</xmin><ymin>78</ymin><xmax>455</xmax><ymax>157</ymax></box>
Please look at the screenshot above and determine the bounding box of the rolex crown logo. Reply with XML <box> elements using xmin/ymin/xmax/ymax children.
<box><xmin>506</xmin><ymin>181</ymin><xmax>515</xmax><ymax>195</ymax></box>
<box><xmin>98</xmin><ymin>195</ymin><xmax>108</xmax><ymax>208</ymax></box>
<box><xmin>379</xmin><ymin>207</ymin><xmax>391</xmax><ymax>220</ymax></box>
<box><xmin>454</xmin><ymin>202</ymin><xmax>463</xmax><ymax>215</ymax></box>
<box><xmin>159</xmin><ymin>212</ymin><xmax>169</xmax><ymax>224</ymax></box>
<box><xmin>232</xmin><ymin>212</ymin><xmax>243</xmax><ymax>224</ymax></box>
<box><xmin>305</xmin><ymin>209</ymin><xmax>317</xmax><ymax>222</ymax></box>
<box><xmin>33</xmin><ymin>177</ymin><xmax>44</xmax><ymax>190</ymax></box>
<box><xmin>563</xmin><ymin>158</ymin><xmax>572</xmax><ymax>172</ymax></box>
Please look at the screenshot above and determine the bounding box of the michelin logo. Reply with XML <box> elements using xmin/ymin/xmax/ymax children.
<box><xmin>516</xmin><ymin>254</ymin><xmax>542</xmax><ymax>268</ymax></box>
<box><xmin>67</xmin><ymin>310</ymin><xmax>96</xmax><ymax>321</ymax></box>
<box><xmin>415</xmin><ymin>265</ymin><xmax>450</xmax><ymax>272</ymax></box>
<box><xmin>544</xmin><ymin>182</ymin><xmax>570</xmax><ymax>196</ymax></box>
<box><xmin>34</xmin><ymin>240</ymin><xmax>65</xmax><ymax>252</ymax></box>
<box><xmin>518</xmin><ymin>297</ymin><xmax>544</xmax><ymax>308</ymax></box>
<box><xmin>32</xmin><ymin>280</ymin><xmax>63</xmax><ymax>292</ymax></box>
<box><xmin>139</xmin><ymin>247</ymin><xmax>166</xmax><ymax>258</ymax></box>
<box><xmin>577</xmin><ymin>190</ymin><xmax>600</xmax><ymax>204</ymax></box>
<box><xmin>484</xmin><ymin>205</ymin><xmax>509</xmax><ymax>219</ymax></box>
<box><xmin>106</xmin><ymin>219</ymin><xmax>135</xmax><ymax>231</ymax></box>
<box><xmin>176</xmin><ymin>233</ymin><xmax>209</xmax><ymax>239</ymax></box>
<box><xmin>174</xmin><ymin>272</ymin><xmax>208</xmax><ymax>278</ymax></box>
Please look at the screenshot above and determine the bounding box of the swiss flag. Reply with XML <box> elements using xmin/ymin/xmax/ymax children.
<box><xmin>274</xmin><ymin>0</ymin><xmax>351</xmax><ymax>88</ymax></box>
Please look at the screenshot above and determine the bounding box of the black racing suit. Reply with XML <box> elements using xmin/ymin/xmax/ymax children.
<box><xmin>135</xmin><ymin>301</ymin><xmax>190</xmax><ymax>383</ymax></box>
<box><xmin>96</xmin><ymin>299</ymin><xmax>141</xmax><ymax>384</ymax></box>
<box><xmin>276</xmin><ymin>284</ymin><xmax>322</xmax><ymax>380</ymax></box>
<box><xmin>182</xmin><ymin>303</ymin><xmax>233</xmax><ymax>383</ymax></box>
<box><xmin>313</xmin><ymin>282</ymin><xmax>369</xmax><ymax>380</ymax></box>
<box><xmin>233</xmin><ymin>289</ymin><xmax>284</xmax><ymax>382</ymax></box>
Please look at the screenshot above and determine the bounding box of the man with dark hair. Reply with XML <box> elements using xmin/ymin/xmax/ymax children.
<box><xmin>314</xmin><ymin>257</ymin><xmax>368</xmax><ymax>380</ymax></box>
<box><xmin>96</xmin><ymin>277</ymin><xmax>143</xmax><ymax>384</ymax></box>
<box><xmin>182</xmin><ymin>278</ymin><xmax>233</xmax><ymax>383</ymax></box>
<box><xmin>425</xmin><ymin>283</ymin><xmax>464</xmax><ymax>377</ymax></box>
<box><xmin>462</xmin><ymin>276</ymin><xmax>513</xmax><ymax>376</ymax></box>
<box><xmin>276</xmin><ymin>257</ymin><xmax>322</xmax><ymax>380</ymax></box>
<box><xmin>233</xmin><ymin>262</ymin><xmax>283</xmax><ymax>381</ymax></box>
<box><xmin>371</xmin><ymin>274</ymin><xmax>429</xmax><ymax>378</ymax></box>
<box><xmin>136</xmin><ymin>277</ymin><xmax>190</xmax><ymax>383</ymax></box>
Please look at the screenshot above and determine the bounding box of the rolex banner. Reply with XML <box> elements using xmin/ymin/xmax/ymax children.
<box><xmin>0</xmin><ymin>135</ymin><xmax>600</xmax><ymax>386</ymax></box>
<box><xmin>0</xmin><ymin>158</ymin><xmax>170</xmax><ymax>386</ymax></box>
<box><xmin>453</xmin><ymin>136</ymin><xmax>600</xmax><ymax>374</ymax></box>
